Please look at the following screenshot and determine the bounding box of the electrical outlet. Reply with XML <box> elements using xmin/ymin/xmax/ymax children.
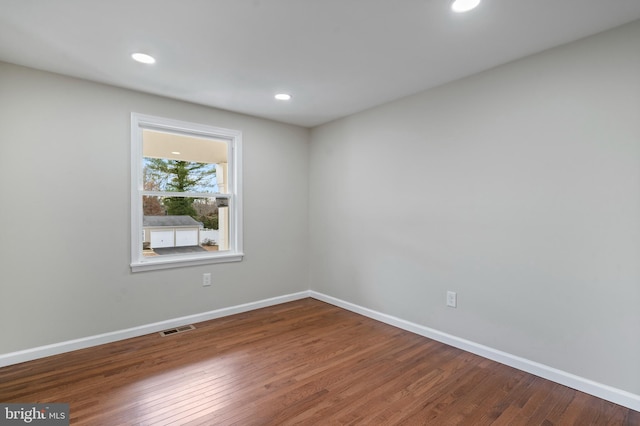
<box><xmin>446</xmin><ymin>291</ymin><xmax>457</xmax><ymax>308</ymax></box>
<box><xmin>202</xmin><ymin>273</ymin><xmax>212</xmax><ymax>287</ymax></box>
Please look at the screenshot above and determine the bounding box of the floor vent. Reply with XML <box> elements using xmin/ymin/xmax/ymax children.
<box><xmin>159</xmin><ymin>324</ymin><xmax>196</xmax><ymax>337</ymax></box>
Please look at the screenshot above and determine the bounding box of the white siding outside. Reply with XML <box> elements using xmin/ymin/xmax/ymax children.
<box><xmin>150</xmin><ymin>230</ymin><xmax>174</xmax><ymax>248</ymax></box>
<box><xmin>175</xmin><ymin>229</ymin><xmax>198</xmax><ymax>247</ymax></box>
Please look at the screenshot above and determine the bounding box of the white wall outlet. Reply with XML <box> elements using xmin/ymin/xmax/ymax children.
<box><xmin>446</xmin><ymin>291</ymin><xmax>457</xmax><ymax>308</ymax></box>
<box><xmin>202</xmin><ymin>273</ymin><xmax>212</xmax><ymax>287</ymax></box>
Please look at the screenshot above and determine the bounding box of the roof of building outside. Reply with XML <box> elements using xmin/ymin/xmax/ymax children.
<box><xmin>143</xmin><ymin>215</ymin><xmax>203</xmax><ymax>228</ymax></box>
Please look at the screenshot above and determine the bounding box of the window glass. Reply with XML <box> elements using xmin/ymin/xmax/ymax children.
<box><xmin>142</xmin><ymin>130</ymin><xmax>228</xmax><ymax>193</ymax></box>
<box><xmin>131</xmin><ymin>114</ymin><xmax>242</xmax><ymax>272</ymax></box>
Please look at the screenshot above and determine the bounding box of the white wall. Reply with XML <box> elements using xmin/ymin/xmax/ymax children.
<box><xmin>0</xmin><ymin>62</ymin><xmax>309</xmax><ymax>353</ymax></box>
<box><xmin>309</xmin><ymin>20</ymin><xmax>640</xmax><ymax>395</ymax></box>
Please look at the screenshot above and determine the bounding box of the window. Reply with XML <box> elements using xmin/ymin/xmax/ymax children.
<box><xmin>131</xmin><ymin>113</ymin><xmax>243</xmax><ymax>272</ymax></box>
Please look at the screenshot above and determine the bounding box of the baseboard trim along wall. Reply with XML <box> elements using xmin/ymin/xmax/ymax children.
<box><xmin>0</xmin><ymin>291</ymin><xmax>310</xmax><ymax>369</ymax></box>
<box><xmin>308</xmin><ymin>291</ymin><xmax>640</xmax><ymax>412</ymax></box>
<box><xmin>1</xmin><ymin>289</ymin><xmax>638</xmax><ymax>411</ymax></box>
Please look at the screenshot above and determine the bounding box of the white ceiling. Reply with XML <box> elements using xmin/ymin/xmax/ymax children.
<box><xmin>1</xmin><ymin>0</ymin><xmax>640</xmax><ymax>128</ymax></box>
<box><xmin>143</xmin><ymin>130</ymin><xmax>228</xmax><ymax>164</ymax></box>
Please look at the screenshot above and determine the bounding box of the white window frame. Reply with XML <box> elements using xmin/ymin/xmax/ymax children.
<box><xmin>130</xmin><ymin>113</ymin><xmax>243</xmax><ymax>272</ymax></box>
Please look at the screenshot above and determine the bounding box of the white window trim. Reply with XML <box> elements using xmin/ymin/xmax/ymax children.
<box><xmin>130</xmin><ymin>113</ymin><xmax>243</xmax><ymax>272</ymax></box>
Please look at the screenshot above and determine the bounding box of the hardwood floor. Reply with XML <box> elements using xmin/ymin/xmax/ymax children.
<box><xmin>1</xmin><ymin>298</ymin><xmax>637</xmax><ymax>425</ymax></box>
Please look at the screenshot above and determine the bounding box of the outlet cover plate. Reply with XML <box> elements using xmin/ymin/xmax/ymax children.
<box><xmin>203</xmin><ymin>273</ymin><xmax>212</xmax><ymax>287</ymax></box>
<box><xmin>446</xmin><ymin>291</ymin><xmax>457</xmax><ymax>308</ymax></box>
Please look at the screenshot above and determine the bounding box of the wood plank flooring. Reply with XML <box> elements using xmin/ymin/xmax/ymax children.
<box><xmin>0</xmin><ymin>298</ymin><xmax>637</xmax><ymax>425</ymax></box>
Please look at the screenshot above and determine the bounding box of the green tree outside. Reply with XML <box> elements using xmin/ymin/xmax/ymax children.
<box><xmin>144</xmin><ymin>158</ymin><xmax>216</xmax><ymax>218</ymax></box>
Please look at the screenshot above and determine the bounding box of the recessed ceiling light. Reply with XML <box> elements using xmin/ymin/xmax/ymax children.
<box><xmin>275</xmin><ymin>93</ymin><xmax>292</xmax><ymax>101</ymax></box>
<box><xmin>171</xmin><ymin>151</ymin><xmax>181</xmax><ymax>155</ymax></box>
<box><xmin>451</xmin><ymin>0</ymin><xmax>481</xmax><ymax>13</ymax></box>
<box><xmin>131</xmin><ymin>53</ymin><xmax>156</xmax><ymax>64</ymax></box>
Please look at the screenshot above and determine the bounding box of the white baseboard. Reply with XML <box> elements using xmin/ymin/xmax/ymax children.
<box><xmin>309</xmin><ymin>291</ymin><xmax>640</xmax><ymax>412</ymax></box>
<box><xmin>2</xmin><ymin>289</ymin><xmax>638</xmax><ymax>411</ymax></box>
<box><xmin>0</xmin><ymin>291</ymin><xmax>310</xmax><ymax>368</ymax></box>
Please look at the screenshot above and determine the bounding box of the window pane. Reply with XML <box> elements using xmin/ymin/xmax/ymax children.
<box><xmin>141</xmin><ymin>196</ymin><xmax>230</xmax><ymax>257</ymax></box>
<box><xmin>131</xmin><ymin>113</ymin><xmax>242</xmax><ymax>271</ymax></box>
<box><xmin>142</xmin><ymin>129</ymin><xmax>228</xmax><ymax>194</ymax></box>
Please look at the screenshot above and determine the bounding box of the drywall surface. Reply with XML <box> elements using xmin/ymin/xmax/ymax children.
<box><xmin>309</xmin><ymin>21</ymin><xmax>640</xmax><ymax>394</ymax></box>
<box><xmin>0</xmin><ymin>62</ymin><xmax>309</xmax><ymax>353</ymax></box>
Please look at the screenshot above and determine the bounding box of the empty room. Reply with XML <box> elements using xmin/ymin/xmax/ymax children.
<box><xmin>0</xmin><ymin>0</ymin><xmax>639</xmax><ymax>424</ymax></box>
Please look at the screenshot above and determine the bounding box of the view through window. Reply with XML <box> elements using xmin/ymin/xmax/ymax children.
<box><xmin>131</xmin><ymin>114</ymin><xmax>243</xmax><ymax>271</ymax></box>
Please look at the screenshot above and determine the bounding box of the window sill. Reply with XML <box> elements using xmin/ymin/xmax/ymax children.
<box><xmin>131</xmin><ymin>252</ymin><xmax>244</xmax><ymax>272</ymax></box>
